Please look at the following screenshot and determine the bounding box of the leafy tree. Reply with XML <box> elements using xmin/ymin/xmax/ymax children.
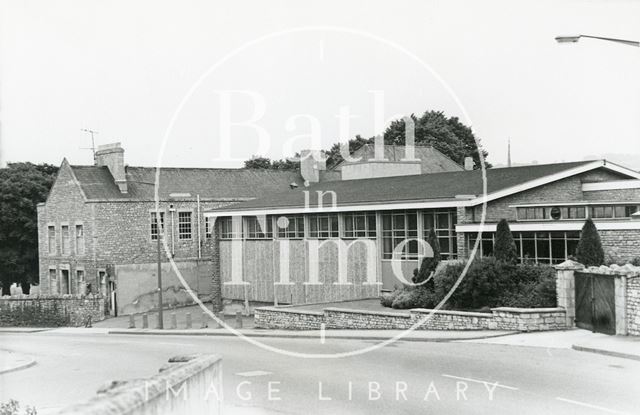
<box><xmin>244</xmin><ymin>156</ymin><xmax>273</xmax><ymax>169</ymax></box>
<box><xmin>383</xmin><ymin>111</ymin><xmax>490</xmax><ymax>168</ymax></box>
<box><xmin>244</xmin><ymin>156</ymin><xmax>299</xmax><ymax>170</ymax></box>
<box><xmin>414</xmin><ymin>228</ymin><xmax>441</xmax><ymax>286</ymax></box>
<box><xmin>494</xmin><ymin>219</ymin><xmax>518</xmax><ymax>263</ymax></box>
<box><xmin>576</xmin><ymin>219</ymin><xmax>605</xmax><ymax>266</ymax></box>
<box><xmin>0</xmin><ymin>163</ymin><xmax>58</xmax><ymax>293</ymax></box>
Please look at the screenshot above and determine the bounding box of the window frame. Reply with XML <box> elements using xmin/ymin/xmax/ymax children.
<box><xmin>150</xmin><ymin>211</ymin><xmax>166</xmax><ymax>241</ymax></box>
<box><xmin>178</xmin><ymin>210</ymin><xmax>193</xmax><ymax>240</ymax></box>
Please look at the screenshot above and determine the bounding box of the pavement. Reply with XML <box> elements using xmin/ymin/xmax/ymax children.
<box><xmin>2</xmin><ymin>329</ymin><xmax>639</xmax><ymax>414</ymax></box>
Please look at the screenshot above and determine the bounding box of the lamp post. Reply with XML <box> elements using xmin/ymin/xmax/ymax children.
<box><xmin>156</xmin><ymin>217</ymin><xmax>164</xmax><ymax>329</ymax></box>
<box><xmin>555</xmin><ymin>35</ymin><xmax>639</xmax><ymax>48</ymax></box>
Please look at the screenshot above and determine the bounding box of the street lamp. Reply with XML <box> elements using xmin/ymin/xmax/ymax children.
<box><xmin>555</xmin><ymin>35</ymin><xmax>639</xmax><ymax>48</ymax></box>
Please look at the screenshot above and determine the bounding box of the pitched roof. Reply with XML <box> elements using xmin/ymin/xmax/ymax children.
<box><xmin>207</xmin><ymin>160</ymin><xmax>618</xmax><ymax>213</ymax></box>
<box><xmin>71</xmin><ymin>165</ymin><xmax>302</xmax><ymax>201</ymax></box>
<box><xmin>330</xmin><ymin>144</ymin><xmax>463</xmax><ymax>173</ymax></box>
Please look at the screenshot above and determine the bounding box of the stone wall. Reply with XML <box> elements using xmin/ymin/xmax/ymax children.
<box><xmin>627</xmin><ymin>276</ymin><xmax>640</xmax><ymax>336</ymax></box>
<box><xmin>254</xmin><ymin>305</ymin><xmax>567</xmax><ymax>331</ymax></box>
<box><xmin>57</xmin><ymin>354</ymin><xmax>222</xmax><ymax>415</ymax></box>
<box><xmin>0</xmin><ymin>295</ymin><xmax>105</xmax><ymax>327</ymax></box>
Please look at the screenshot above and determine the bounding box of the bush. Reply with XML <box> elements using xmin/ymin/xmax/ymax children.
<box><xmin>433</xmin><ymin>257</ymin><xmax>556</xmax><ymax>310</ymax></box>
<box><xmin>381</xmin><ymin>286</ymin><xmax>438</xmax><ymax>309</ymax></box>
<box><xmin>576</xmin><ymin>218</ymin><xmax>604</xmax><ymax>267</ymax></box>
<box><xmin>494</xmin><ymin>219</ymin><xmax>518</xmax><ymax>264</ymax></box>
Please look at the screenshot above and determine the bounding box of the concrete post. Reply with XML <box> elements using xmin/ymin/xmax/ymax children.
<box><xmin>185</xmin><ymin>312</ymin><xmax>192</xmax><ymax>329</ymax></box>
<box><xmin>554</xmin><ymin>260</ymin><xmax>584</xmax><ymax>328</ymax></box>
<box><xmin>200</xmin><ymin>312</ymin><xmax>208</xmax><ymax>329</ymax></box>
<box><xmin>170</xmin><ymin>312</ymin><xmax>177</xmax><ymax>329</ymax></box>
<box><xmin>235</xmin><ymin>311</ymin><xmax>243</xmax><ymax>329</ymax></box>
<box><xmin>128</xmin><ymin>314</ymin><xmax>135</xmax><ymax>329</ymax></box>
<box><xmin>614</xmin><ymin>275</ymin><xmax>627</xmax><ymax>335</ymax></box>
<box><xmin>142</xmin><ymin>313</ymin><xmax>149</xmax><ymax>329</ymax></box>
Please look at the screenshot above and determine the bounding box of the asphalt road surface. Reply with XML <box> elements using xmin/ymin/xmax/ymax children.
<box><xmin>1</xmin><ymin>330</ymin><xmax>639</xmax><ymax>414</ymax></box>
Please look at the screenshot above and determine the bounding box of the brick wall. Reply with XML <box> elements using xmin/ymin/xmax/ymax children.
<box><xmin>599</xmin><ymin>230</ymin><xmax>640</xmax><ymax>263</ymax></box>
<box><xmin>0</xmin><ymin>295</ymin><xmax>105</xmax><ymax>327</ymax></box>
<box><xmin>254</xmin><ymin>305</ymin><xmax>567</xmax><ymax>331</ymax></box>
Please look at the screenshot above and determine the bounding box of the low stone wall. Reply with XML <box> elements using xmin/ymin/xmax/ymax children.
<box><xmin>254</xmin><ymin>305</ymin><xmax>567</xmax><ymax>332</ymax></box>
<box><xmin>57</xmin><ymin>354</ymin><xmax>222</xmax><ymax>415</ymax></box>
<box><xmin>0</xmin><ymin>295</ymin><xmax>105</xmax><ymax>327</ymax></box>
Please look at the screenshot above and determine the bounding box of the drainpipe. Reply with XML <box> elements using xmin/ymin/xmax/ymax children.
<box><xmin>197</xmin><ymin>194</ymin><xmax>202</xmax><ymax>259</ymax></box>
<box><xmin>169</xmin><ymin>205</ymin><xmax>176</xmax><ymax>256</ymax></box>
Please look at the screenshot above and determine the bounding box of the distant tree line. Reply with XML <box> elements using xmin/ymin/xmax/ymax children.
<box><xmin>244</xmin><ymin>110</ymin><xmax>491</xmax><ymax>170</ymax></box>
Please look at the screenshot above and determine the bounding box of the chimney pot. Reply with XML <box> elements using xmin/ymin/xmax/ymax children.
<box><xmin>464</xmin><ymin>157</ymin><xmax>474</xmax><ymax>171</ymax></box>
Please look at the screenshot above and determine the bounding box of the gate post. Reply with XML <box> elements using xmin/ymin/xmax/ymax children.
<box><xmin>555</xmin><ymin>260</ymin><xmax>584</xmax><ymax>329</ymax></box>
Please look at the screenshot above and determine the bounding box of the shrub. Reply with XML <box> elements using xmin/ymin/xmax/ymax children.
<box><xmin>576</xmin><ymin>218</ymin><xmax>604</xmax><ymax>267</ymax></box>
<box><xmin>433</xmin><ymin>258</ymin><xmax>556</xmax><ymax>310</ymax></box>
<box><xmin>381</xmin><ymin>286</ymin><xmax>438</xmax><ymax>309</ymax></box>
<box><xmin>415</xmin><ymin>228</ymin><xmax>441</xmax><ymax>286</ymax></box>
<box><xmin>494</xmin><ymin>219</ymin><xmax>518</xmax><ymax>264</ymax></box>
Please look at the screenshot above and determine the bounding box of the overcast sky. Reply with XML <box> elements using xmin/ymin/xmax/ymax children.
<box><xmin>1</xmin><ymin>0</ymin><xmax>639</xmax><ymax>169</ymax></box>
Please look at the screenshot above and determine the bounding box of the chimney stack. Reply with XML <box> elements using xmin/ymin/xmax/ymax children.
<box><xmin>464</xmin><ymin>157</ymin><xmax>474</xmax><ymax>171</ymax></box>
<box><xmin>300</xmin><ymin>150</ymin><xmax>326</xmax><ymax>184</ymax></box>
<box><xmin>95</xmin><ymin>143</ymin><xmax>127</xmax><ymax>193</ymax></box>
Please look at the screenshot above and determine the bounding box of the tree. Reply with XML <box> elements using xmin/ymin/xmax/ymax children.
<box><xmin>494</xmin><ymin>219</ymin><xmax>518</xmax><ymax>263</ymax></box>
<box><xmin>244</xmin><ymin>156</ymin><xmax>299</xmax><ymax>170</ymax></box>
<box><xmin>414</xmin><ymin>228</ymin><xmax>441</xmax><ymax>286</ymax></box>
<box><xmin>383</xmin><ymin>111</ymin><xmax>491</xmax><ymax>168</ymax></box>
<box><xmin>0</xmin><ymin>163</ymin><xmax>58</xmax><ymax>292</ymax></box>
<box><xmin>576</xmin><ymin>219</ymin><xmax>605</xmax><ymax>266</ymax></box>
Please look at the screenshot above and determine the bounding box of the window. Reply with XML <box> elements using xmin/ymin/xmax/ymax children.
<box><xmin>48</xmin><ymin>226</ymin><xmax>56</xmax><ymax>255</ymax></box>
<box><xmin>467</xmin><ymin>231</ymin><xmax>581</xmax><ymax>264</ymax></box>
<box><xmin>178</xmin><ymin>211</ymin><xmax>192</xmax><ymax>239</ymax></box>
<box><xmin>61</xmin><ymin>225</ymin><xmax>70</xmax><ymax>255</ymax></box>
<box><xmin>75</xmin><ymin>225</ymin><xmax>85</xmax><ymax>255</ymax></box>
<box><xmin>76</xmin><ymin>270</ymin><xmax>85</xmax><ymax>293</ymax></box>
<box><xmin>382</xmin><ymin>210</ymin><xmax>418</xmax><ymax>260</ymax></box>
<box><xmin>219</xmin><ymin>217</ymin><xmax>235</xmax><ymax>239</ymax></box>
<box><xmin>244</xmin><ymin>216</ymin><xmax>273</xmax><ymax>239</ymax></box>
<box><xmin>205</xmin><ymin>217</ymin><xmax>213</xmax><ymax>238</ymax></box>
<box><xmin>517</xmin><ymin>207</ymin><xmax>548</xmax><ymax>221</ymax></box>
<box><xmin>343</xmin><ymin>212</ymin><xmax>377</xmax><ymax>238</ymax></box>
<box><xmin>49</xmin><ymin>268</ymin><xmax>57</xmax><ymax>294</ymax></box>
<box><xmin>591</xmin><ymin>205</ymin><xmax>639</xmax><ymax>219</ymax></box>
<box><xmin>150</xmin><ymin>212</ymin><xmax>165</xmax><ymax>240</ymax></box>
<box><xmin>276</xmin><ymin>215</ymin><xmax>305</xmax><ymax>239</ymax></box>
<box><xmin>423</xmin><ymin>210</ymin><xmax>458</xmax><ymax>259</ymax></box>
<box><xmin>308</xmin><ymin>214</ymin><xmax>339</xmax><ymax>239</ymax></box>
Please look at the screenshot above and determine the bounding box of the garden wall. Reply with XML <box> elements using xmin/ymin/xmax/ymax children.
<box><xmin>254</xmin><ymin>305</ymin><xmax>566</xmax><ymax>331</ymax></box>
<box><xmin>0</xmin><ymin>295</ymin><xmax>105</xmax><ymax>327</ymax></box>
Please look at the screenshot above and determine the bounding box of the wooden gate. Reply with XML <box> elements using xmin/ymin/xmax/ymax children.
<box><xmin>574</xmin><ymin>272</ymin><xmax>616</xmax><ymax>335</ymax></box>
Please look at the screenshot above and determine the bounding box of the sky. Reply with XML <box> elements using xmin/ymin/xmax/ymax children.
<box><xmin>1</xmin><ymin>0</ymin><xmax>639</xmax><ymax>169</ymax></box>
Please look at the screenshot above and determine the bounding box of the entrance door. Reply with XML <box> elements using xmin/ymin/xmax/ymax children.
<box><xmin>574</xmin><ymin>272</ymin><xmax>616</xmax><ymax>335</ymax></box>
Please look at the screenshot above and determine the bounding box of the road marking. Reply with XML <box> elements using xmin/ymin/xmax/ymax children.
<box><xmin>320</xmin><ymin>323</ymin><xmax>326</xmax><ymax>344</ymax></box>
<box><xmin>556</xmin><ymin>397</ymin><xmax>629</xmax><ymax>414</ymax></box>
<box><xmin>235</xmin><ymin>370</ymin><xmax>272</xmax><ymax>377</ymax></box>
<box><xmin>441</xmin><ymin>374</ymin><xmax>519</xmax><ymax>391</ymax></box>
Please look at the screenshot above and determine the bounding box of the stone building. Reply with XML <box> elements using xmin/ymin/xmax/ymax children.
<box><xmin>37</xmin><ymin>143</ymin><xmax>301</xmax><ymax>315</ymax></box>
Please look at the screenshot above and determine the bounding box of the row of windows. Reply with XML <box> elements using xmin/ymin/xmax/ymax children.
<box><xmin>48</xmin><ymin>267</ymin><xmax>106</xmax><ymax>295</ymax></box>
<box><xmin>467</xmin><ymin>231</ymin><xmax>581</xmax><ymax>264</ymax></box>
<box><xmin>517</xmin><ymin>205</ymin><xmax>640</xmax><ymax>221</ymax></box>
<box><xmin>47</xmin><ymin>224</ymin><xmax>84</xmax><ymax>256</ymax></box>
<box><xmin>150</xmin><ymin>211</ymin><xmax>193</xmax><ymax>240</ymax></box>
<box><xmin>217</xmin><ymin>210</ymin><xmax>459</xmax><ymax>261</ymax></box>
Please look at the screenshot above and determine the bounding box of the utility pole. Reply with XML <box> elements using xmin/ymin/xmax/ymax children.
<box><xmin>80</xmin><ymin>128</ymin><xmax>98</xmax><ymax>163</ymax></box>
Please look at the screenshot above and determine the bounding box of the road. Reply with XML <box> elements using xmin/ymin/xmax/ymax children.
<box><xmin>1</xmin><ymin>330</ymin><xmax>639</xmax><ymax>414</ymax></box>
